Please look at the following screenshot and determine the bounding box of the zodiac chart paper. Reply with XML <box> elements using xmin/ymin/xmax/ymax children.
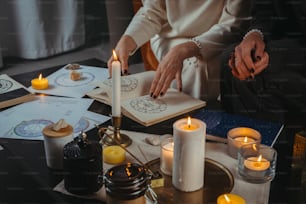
<box><xmin>28</xmin><ymin>65</ymin><xmax>109</xmax><ymax>98</ymax></box>
<box><xmin>0</xmin><ymin>74</ymin><xmax>23</xmax><ymax>94</ymax></box>
<box><xmin>0</xmin><ymin>96</ymin><xmax>110</xmax><ymax>140</ymax></box>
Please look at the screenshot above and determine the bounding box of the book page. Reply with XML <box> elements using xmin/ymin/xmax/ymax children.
<box><xmin>86</xmin><ymin>70</ymin><xmax>155</xmax><ymax>105</ymax></box>
<box><xmin>121</xmin><ymin>88</ymin><xmax>206</xmax><ymax>126</ymax></box>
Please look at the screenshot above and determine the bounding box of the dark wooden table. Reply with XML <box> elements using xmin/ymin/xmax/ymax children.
<box><xmin>0</xmin><ymin>59</ymin><xmax>305</xmax><ymax>203</ymax></box>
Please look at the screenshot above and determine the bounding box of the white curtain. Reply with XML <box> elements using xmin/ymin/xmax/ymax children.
<box><xmin>0</xmin><ymin>0</ymin><xmax>85</xmax><ymax>68</ymax></box>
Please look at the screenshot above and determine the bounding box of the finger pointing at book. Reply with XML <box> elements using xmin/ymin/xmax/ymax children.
<box><xmin>149</xmin><ymin>41</ymin><xmax>199</xmax><ymax>99</ymax></box>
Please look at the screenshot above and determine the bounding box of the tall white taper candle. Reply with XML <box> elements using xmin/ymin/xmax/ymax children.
<box><xmin>111</xmin><ymin>50</ymin><xmax>121</xmax><ymax>117</ymax></box>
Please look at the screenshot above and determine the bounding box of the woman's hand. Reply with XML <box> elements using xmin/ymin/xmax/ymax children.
<box><xmin>107</xmin><ymin>35</ymin><xmax>137</xmax><ymax>77</ymax></box>
<box><xmin>149</xmin><ymin>41</ymin><xmax>200</xmax><ymax>98</ymax></box>
<box><xmin>229</xmin><ymin>31</ymin><xmax>269</xmax><ymax>80</ymax></box>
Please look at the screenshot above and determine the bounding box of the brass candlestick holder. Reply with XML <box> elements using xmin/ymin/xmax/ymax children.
<box><xmin>102</xmin><ymin>116</ymin><xmax>132</xmax><ymax>147</ymax></box>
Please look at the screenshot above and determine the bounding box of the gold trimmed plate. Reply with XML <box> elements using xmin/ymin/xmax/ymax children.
<box><xmin>146</xmin><ymin>158</ymin><xmax>234</xmax><ymax>203</ymax></box>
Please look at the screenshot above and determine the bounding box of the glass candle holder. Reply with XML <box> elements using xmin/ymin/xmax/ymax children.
<box><xmin>227</xmin><ymin>127</ymin><xmax>261</xmax><ymax>159</ymax></box>
<box><xmin>238</xmin><ymin>144</ymin><xmax>277</xmax><ymax>183</ymax></box>
<box><xmin>160</xmin><ymin>137</ymin><xmax>174</xmax><ymax>175</ymax></box>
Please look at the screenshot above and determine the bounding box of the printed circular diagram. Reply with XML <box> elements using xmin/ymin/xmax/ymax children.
<box><xmin>55</xmin><ymin>72</ymin><xmax>95</xmax><ymax>87</ymax></box>
<box><xmin>14</xmin><ymin>119</ymin><xmax>54</xmax><ymax>138</ymax></box>
<box><xmin>0</xmin><ymin>79</ymin><xmax>13</xmax><ymax>94</ymax></box>
<box><xmin>129</xmin><ymin>96</ymin><xmax>167</xmax><ymax>114</ymax></box>
<box><xmin>73</xmin><ymin>117</ymin><xmax>90</xmax><ymax>134</ymax></box>
<box><xmin>103</xmin><ymin>76</ymin><xmax>138</xmax><ymax>92</ymax></box>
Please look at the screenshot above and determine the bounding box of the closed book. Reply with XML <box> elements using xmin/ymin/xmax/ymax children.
<box><xmin>193</xmin><ymin>109</ymin><xmax>284</xmax><ymax>146</ymax></box>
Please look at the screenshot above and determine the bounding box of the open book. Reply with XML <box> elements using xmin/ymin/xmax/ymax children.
<box><xmin>0</xmin><ymin>74</ymin><xmax>36</xmax><ymax>109</ymax></box>
<box><xmin>86</xmin><ymin>71</ymin><xmax>206</xmax><ymax>126</ymax></box>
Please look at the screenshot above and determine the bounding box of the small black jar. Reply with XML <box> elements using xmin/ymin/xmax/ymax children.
<box><xmin>104</xmin><ymin>163</ymin><xmax>150</xmax><ymax>204</ymax></box>
<box><xmin>63</xmin><ymin>133</ymin><xmax>102</xmax><ymax>195</ymax></box>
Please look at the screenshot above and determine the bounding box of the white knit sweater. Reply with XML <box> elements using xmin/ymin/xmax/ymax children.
<box><xmin>124</xmin><ymin>0</ymin><xmax>253</xmax><ymax>60</ymax></box>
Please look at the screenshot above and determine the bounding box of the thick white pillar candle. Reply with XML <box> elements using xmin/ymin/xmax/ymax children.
<box><xmin>172</xmin><ymin>117</ymin><xmax>206</xmax><ymax>192</ymax></box>
<box><xmin>111</xmin><ymin>50</ymin><xmax>121</xmax><ymax>117</ymax></box>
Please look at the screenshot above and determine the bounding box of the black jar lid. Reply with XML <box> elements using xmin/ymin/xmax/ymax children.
<box><xmin>104</xmin><ymin>163</ymin><xmax>149</xmax><ymax>200</ymax></box>
<box><xmin>63</xmin><ymin>132</ymin><xmax>96</xmax><ymax>160</ymax></box>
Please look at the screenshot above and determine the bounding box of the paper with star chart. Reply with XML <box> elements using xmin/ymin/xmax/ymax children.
<box><xmin>28</xmin><ymin>65</ymin><xmax>109</xmax><ymax>98</ymax></box>
<box><xmin>0</xmin><ymin>95</ymin><xmax>110</xmax><ymax>140</ymax></box>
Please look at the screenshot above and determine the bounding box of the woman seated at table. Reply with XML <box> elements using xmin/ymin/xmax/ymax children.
<box><xmin>107</xmin><ymin>0</ymin><xmax>253</xmax><ymax>101</ymax></box>
<box><xmin>220</xmin><ymin>0</ymin><xmax>306</xmax><ymax>126</ymax></box>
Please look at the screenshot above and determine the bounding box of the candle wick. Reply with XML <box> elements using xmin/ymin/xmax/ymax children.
<box><xmin>188</xmin><ymin>124</ymin><xmax>191</xmax><ymax>129</ymax></box>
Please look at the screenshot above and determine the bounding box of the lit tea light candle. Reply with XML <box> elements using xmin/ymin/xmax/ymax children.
<box><xmin>111</xmin><ymin>50</ymin><xmax>121</xmax><ymax>117</ymax></box>
<box><xmin>227</xmin><ymin>127</ymin><xmax>261</xmax><ymax>159</ymax></box>
<box><xmin>244</xmin><ymin>154</ymin><xmax>270</xmax><ymax>171</ymax></box>
<box><xmin>172</xmin><ymin>117</ymin><xmax>206</xmax><ymax>192</ymax></box>
<box><xmin>233</xmin><ymin>136</ymin><xmax>256</xmax><ymax>148</ymax></box>
<box><xmin>217</xmin><ymin>193</ymin><xmax>246</xmax><ymax>204</ymax></box>
<box><xmin>103</xmin><ymin>145</ymin><xmax>126</xmax><ymax>164</ymax></box>
<box><xmin>160</xmin><ymin>138</ymin><xmax>174</xmax><ymax>175</ymax></box>
<box><xmin>31</xmin><ymin>73</ymin><xmax>49</xmax><ymax>90</ymax></box>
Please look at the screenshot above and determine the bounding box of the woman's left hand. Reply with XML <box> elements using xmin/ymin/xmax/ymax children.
<box><xmin>149</xmin><ymin>41</ymin><xmax>200</xmax><ymax>98</ymax></box>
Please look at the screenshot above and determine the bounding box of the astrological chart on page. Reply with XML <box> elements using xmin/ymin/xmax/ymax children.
<box><xmin>28</xmin><ymin>65</ymin><xmax>109</xmax><ymax>98</ymax></box>
<box><xmin>0</xmin><ymin>74</ymin><xmax>25</xmax><ymax>93</ymax></box>
<box><xmin>0</xmin><ymin>96</ymin><xmax>110</xmax><ymax>140</ymax></box>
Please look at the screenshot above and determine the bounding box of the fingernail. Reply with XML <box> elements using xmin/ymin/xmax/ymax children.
<box><xmin>250</xmin><ymin>68</ymin><xmax>255</xmax><ymax>73</ymax></box>
<box><xmin>150</xmin><ymin>92</ymin><xmax>153</xmax><ymax>97</ymax></box>
<box><xmin>160</xmin><ymin>92</ymin><xmax>164</xmax><ymax>96</ymax></box>
<box><xmin>153</xmin><ymin>95</ymin><xmax>157</xmax><ymax>99</ymax></box>
<box><xmin>179</xmin><ymin>88</ymin><xmax>182</xmax><ymax>92</ymax></box>
<box><xmin>123</xmin><ymin>70</ymin><xmax>128</xmax><ymax>75</ymax></box>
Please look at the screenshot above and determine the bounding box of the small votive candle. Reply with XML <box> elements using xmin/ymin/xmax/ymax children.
<box><xmin>160</xmin><ymin>137</ymin><xmax>174</xmax><ymax>175</ymax></box>
<box><xmin>103</xmin><ymin>145</ymin><xmax>126</xmax><ymax>164</ymax></box>
<box><xmin>227</xmin><ymin>127</ymin><xmax>261</xmax><ymax>159</ymax></box>
<box><xmin>172</xmin><ymin>117</ymin><xmax>206</xmax><ymax>192</ymax></box>
<box><xmin>238</xmin><ymin>143</ymin><xmax>277</xmax><ymax>183</ymax></box>
<box><xmin>31</xmin><ymin>73</ymin><xmax>49</xmax><ymax>90</ymax></box>
<box><xmin>217</xmin><ymin>193</ymin><xmax>246</xmax><ymax>204</ymax></box>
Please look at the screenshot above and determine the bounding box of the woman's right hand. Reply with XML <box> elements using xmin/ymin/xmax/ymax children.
<box><xmin>107</xmin><ymin>35</ymin><xmax>137</xmax><ymax>77</ymax></box>
<box><xmin>229</xmin><ymin>31</ymin><xmax>269</xmax><ymax>80</ymax></box>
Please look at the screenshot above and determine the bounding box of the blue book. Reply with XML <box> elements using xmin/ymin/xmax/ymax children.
<box><xmin>192</xmin><ymin>109</ymin><xmax>284</xmax><ymax>146</ymax></box>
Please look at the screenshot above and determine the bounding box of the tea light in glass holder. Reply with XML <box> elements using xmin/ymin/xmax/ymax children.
<box><xmin>227</xmin><ymin>127</ymin><xmax>261</xmax><ymax>159</ymax></box>
<box><xmin>238</xmin><ymin>143</ymin><xmax>277</xmax><ymax>183</ymax></box>
<box><xmin>160</xmin><ymin>137</ymin><xmax>174</xmax><ymax>175</ymax></box>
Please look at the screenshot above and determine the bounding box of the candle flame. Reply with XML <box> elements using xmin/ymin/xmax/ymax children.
<box><xmin>38</xmin><ymin>73</ymin><xmax>43</xmax><ymax>80</ymax></box>
<box><xmin>112</xmin><ymin>50</ymin><xmax>118</xmax><ymax>61</ymax></box>
<box><xmin>257</xmin><ymin>154</ymin><xmax>263</xmax><ymax>162</ymax></box>
<box><xmin>187</xmin><ymin>116</ymin><xmax>191</xmax><ymax>128</ymax></box>
<box><xmin>224</xmin><ymin>194</ymin><xmax>231</xmax><ymax>203</ymax></box>
<box><xmin>243</xmin><ymin>136</ymin><xmax>248</xmax><ymax>142</ymax></box>
<box><xmin>125</xmin><ymin>167</ymin><xmax>132</xmax><ymax>177</ymax></box>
